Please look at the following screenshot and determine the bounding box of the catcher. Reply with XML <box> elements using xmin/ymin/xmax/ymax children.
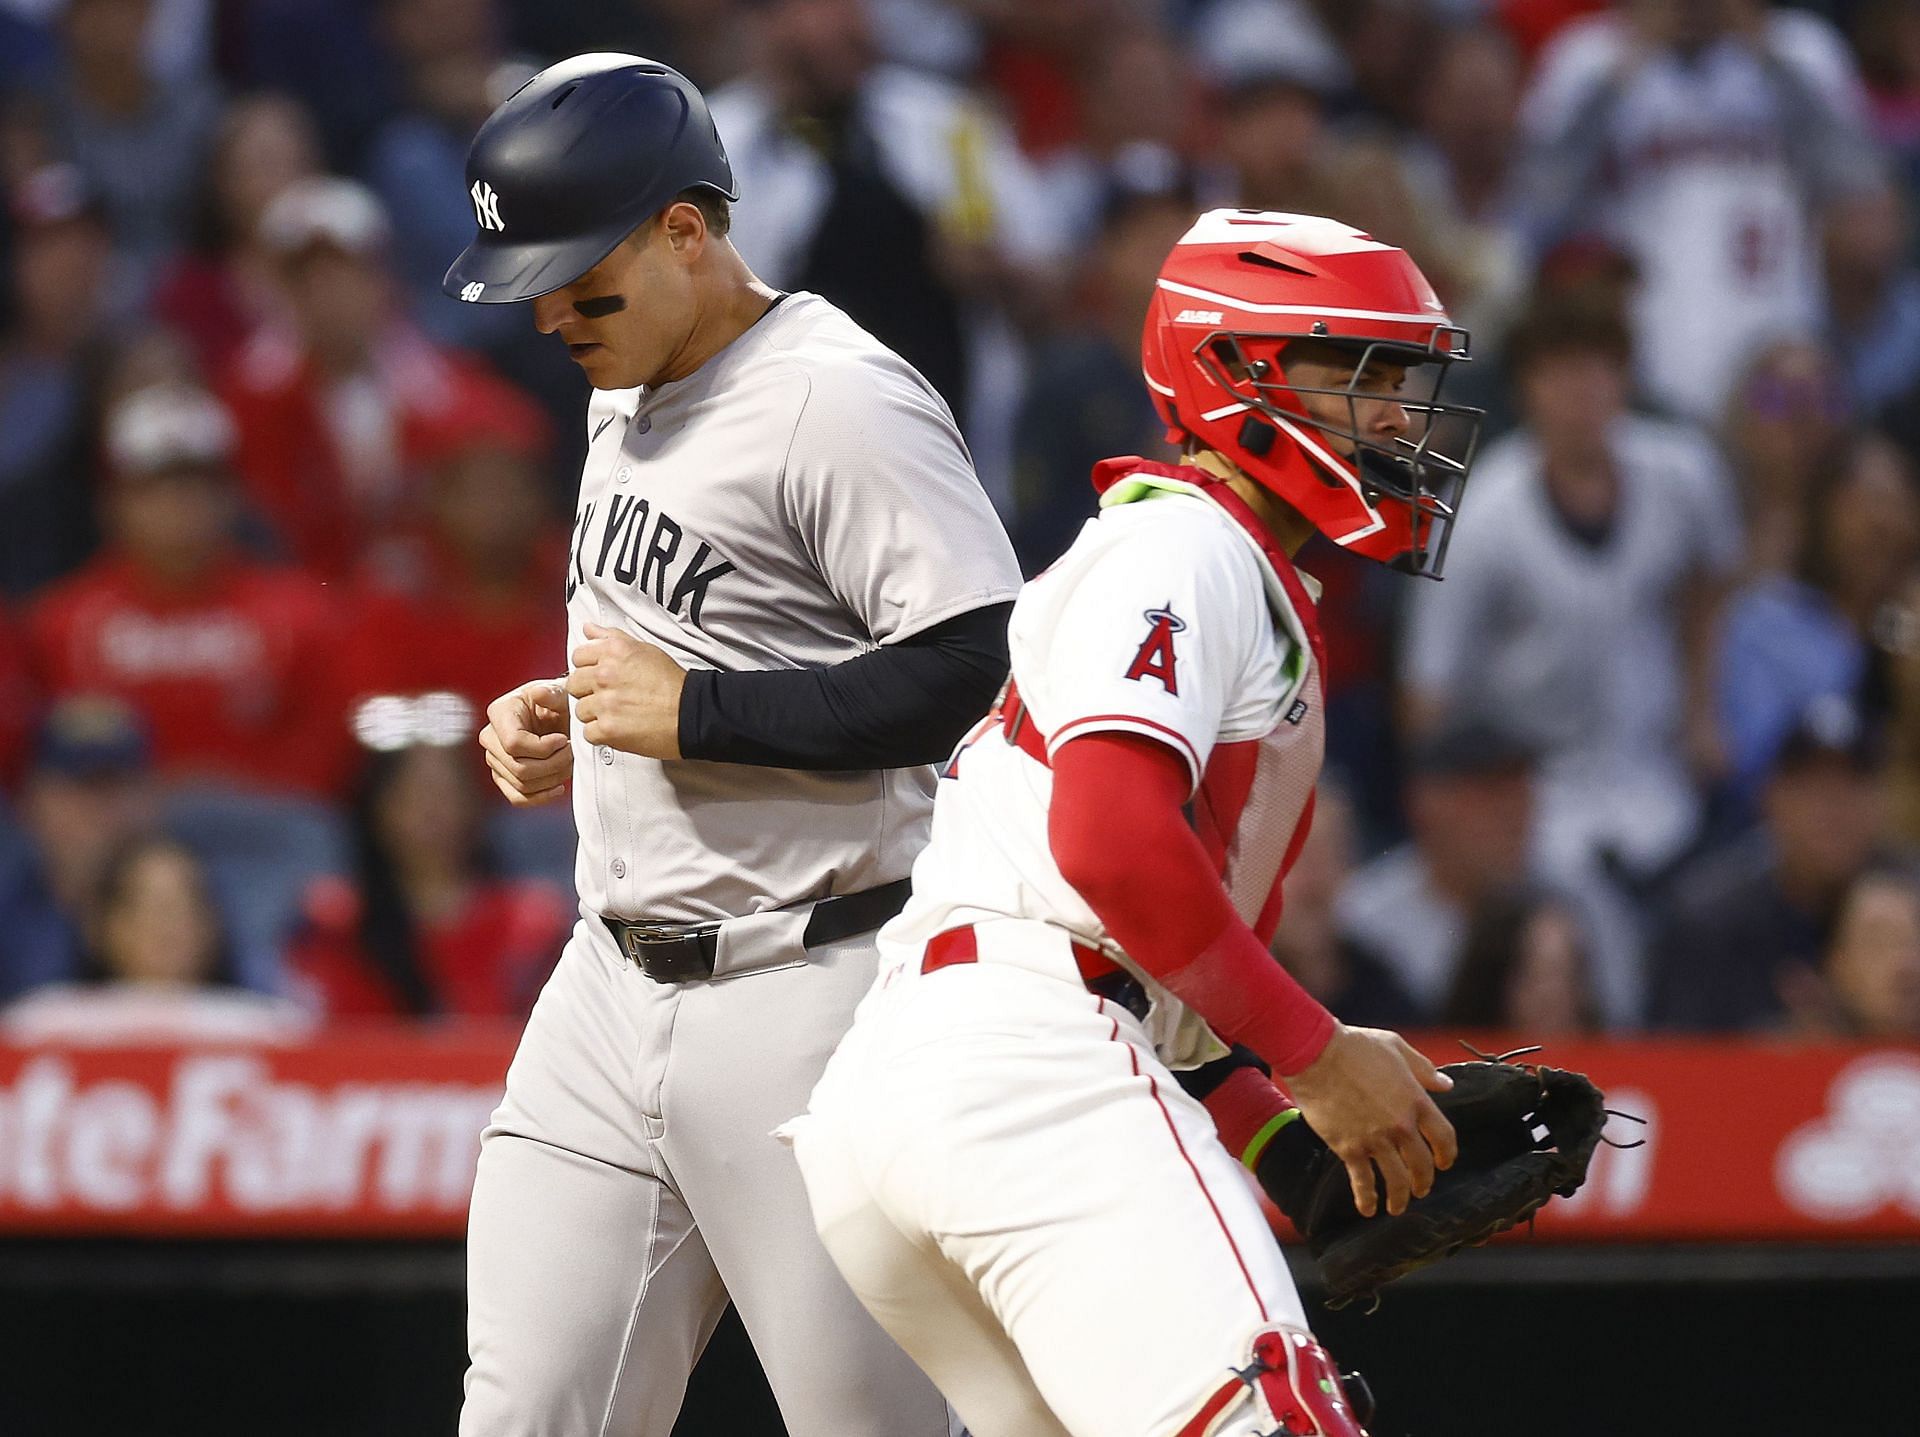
<box><xmin>784</xmin><ymin>210</ymin><xmax>1602</xmax><ymax>1437</ymax></box>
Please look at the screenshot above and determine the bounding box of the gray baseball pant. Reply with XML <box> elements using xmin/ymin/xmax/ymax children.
<box><xmin>459</xmin><ymin>916</ymin><xmax>957</xmax><ymax>1437</ymax></box>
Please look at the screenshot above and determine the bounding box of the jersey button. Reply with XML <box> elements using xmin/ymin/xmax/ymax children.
<box><xmin>599</xmin><ymin>746</ymin><xmax>614</xmax><ymax>766</ymax></box>
<box><xmin>611</xmin><ymin>859</ymin><xmax>627</xmax><ymax>879</ymax></box>
<box><xmin>634</xmin><ymin>415</ymin><xmax>652</xmax><ymax>434</ymax></box>
<box><xmin>615</xmin><ymin>466</ymin><xmax>632</xmax><ymax>485</ymax></box>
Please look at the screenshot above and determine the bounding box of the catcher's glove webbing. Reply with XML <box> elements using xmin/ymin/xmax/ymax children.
<box><xmin>1256</xmin><ymin>1048</ymin><xmax>1622</xmax><ymax>1309</ymax></box>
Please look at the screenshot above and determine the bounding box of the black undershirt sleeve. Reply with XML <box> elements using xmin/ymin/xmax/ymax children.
<box><xmin>1174</xmin><ymin>1045</ymin><xmax>1274</xmax><ymax>1102</ymax></box>
<box><xmin>677</xmin><ymin>600</ymin><xmax>1013</xmax><ymax>771</ymax></box>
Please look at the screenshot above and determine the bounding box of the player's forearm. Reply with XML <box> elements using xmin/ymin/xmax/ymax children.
<box><xmin>1178</xmin><ymin>1047</ymin><xmax>1306</xmax><ymax>1174</ymax></box>
<box><xmin>677</xmin><ymin>601</ymin><xmax>1011</xmax><ymax>770</ymax></box>
<box><xmin>1199</xmin><ymin>1063</ymin><xmax>1301</xmax><ymax>1171</ymax></box>
<box><xmin>1048</xmin><ymin>733</ymin><xmax>1335</xmax><ymax>1075</ymax></box>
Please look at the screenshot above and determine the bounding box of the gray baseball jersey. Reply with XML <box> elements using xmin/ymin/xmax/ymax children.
<box><xmin>462</xmin><ymin>291</ymin><xmax>1017</xmax><ymax>1437</ymax></box>
<box><xmin>566</xmin><ymin>291</ymin><xmax>1021</xmax><ymax>923</ymax></box>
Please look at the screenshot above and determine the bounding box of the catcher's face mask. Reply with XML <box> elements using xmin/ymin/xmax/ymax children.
<box><xmin>1195</xmin><ymin>331</ymin><xmax>1483</xmax><ymax>579</ymax></box>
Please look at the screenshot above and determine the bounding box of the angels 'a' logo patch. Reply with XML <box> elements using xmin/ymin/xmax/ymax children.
<box><xmin>1125</xmin><ymin>604</ymin><xmax>1185</xmax><ymax>693</ymax></box>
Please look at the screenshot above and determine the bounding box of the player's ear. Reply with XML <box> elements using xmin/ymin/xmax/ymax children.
<box><xmin>661</xmin><ymin>199</ymin><xmax>707</xmax><ymax>259</ymax></box>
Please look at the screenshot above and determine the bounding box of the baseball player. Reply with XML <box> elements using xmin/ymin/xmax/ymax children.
<box><xmin>785</xmin><ymin>211</ymin><xmax>1484</xmax><ymax>1437</ymax></box>
<box><xmin>441</xmin><ymin>55</ymin><xmax>1021</xmax><ymax>1436</ymax></box>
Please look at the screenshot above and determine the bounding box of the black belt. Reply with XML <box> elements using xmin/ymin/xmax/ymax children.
<box><xmin>602</xmin><ymin>878</ymin><xmax>913</xmax><ymax>983</ymax></box>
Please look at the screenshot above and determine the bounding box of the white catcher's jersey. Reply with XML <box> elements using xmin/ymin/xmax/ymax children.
<box><xmin>878</xmin><ymin>468</ymin><xmax>1325</xmax><ymax>1068</ymax></box>
<box><xmin>565</xmin><ymin>292</ymin><xmax>1021</xmax><ymax>923</ymax></box>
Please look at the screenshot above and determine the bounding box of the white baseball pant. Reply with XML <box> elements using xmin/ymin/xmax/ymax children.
<box><xmin>787</xmin><ymin>931</ymin><xmax>1314</xmax><ymax>1437</ymax></box>
<box><xmin>459</xmin><ymin>917</ymin><xmax>956</xmax><ymax>1437</ymax></box>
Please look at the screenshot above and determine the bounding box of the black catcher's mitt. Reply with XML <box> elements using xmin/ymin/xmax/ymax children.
<box><xmin>1258</xmin><ymin>1051</ymin><xmax>1613</xmax><ymax>1308</ymax></box>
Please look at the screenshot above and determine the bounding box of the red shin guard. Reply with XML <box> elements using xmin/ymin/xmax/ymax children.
<box><xmin>1173</xmin><ymin>1326</ymin><xmax>1370</xmax><ymax>1437</ymax></box>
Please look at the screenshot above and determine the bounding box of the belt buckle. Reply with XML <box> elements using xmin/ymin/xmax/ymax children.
<box><xmin>618</xmin><ymin>920</ymin><xmax>721</xmax><ymax>981</ymax></box>
<box><xmin>623</xmin><ymin>920</ymin><xmax>712</xmax><ymax>946</ymax></box>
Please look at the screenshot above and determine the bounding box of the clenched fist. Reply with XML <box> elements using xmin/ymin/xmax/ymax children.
<box><xmin>566</xmin><ymin>623</ymin><xmax>687</xmax><ymax>759</ymax></box>
<box><xmin>479</xmin><ymin>679</ymin><xmax>573</xmax><ymax>807</ymax></box>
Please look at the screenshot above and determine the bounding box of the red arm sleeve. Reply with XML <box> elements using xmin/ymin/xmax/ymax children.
<box><xmin>1047</xmin><ymin>731</ymin><xmax>1336</xmax><ymax>1076</ymax></box>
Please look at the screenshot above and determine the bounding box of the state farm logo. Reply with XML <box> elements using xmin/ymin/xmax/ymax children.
<box><xmin>1776</xmin><ymin>1053</ymin><xmax>1920</xmax><ymax>1220</ymax></box>
<box><xmin>0</xmin><ymin>1053</ymin><xmax>500</xmax><ymax>1215</ymax></box>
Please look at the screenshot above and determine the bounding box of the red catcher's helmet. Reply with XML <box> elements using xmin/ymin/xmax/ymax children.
<box><xmin>1142</xmin><ymin>210</ymin><xmax>1483</xmax><ymax>577</ymax></box>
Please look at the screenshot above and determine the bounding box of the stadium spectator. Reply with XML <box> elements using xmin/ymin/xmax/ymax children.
<box><xmin>1009</xmin><ymin>171</ymin><xmax>1190</xmax><ymax>569</ymax></box>
<box><xmin>1196</xmin><ymin>3</ymin><xmax>1461</xmax><ymax>311</ymax></box>
<box><xmin>1512</xmin><ymin>0</ymin><xmax>1881</xmax><ymax>420</ymax></box>
<box><xmin>14</xmin><ymin>697</ymin><xmax>157</xmax><ymax>990</ymax></box>
<box><xmin>1337</xmin><ymin>720</ymin><xmax>1537</xmax><ymax>1016</ymax></box>
<box><xmin>1197</xmin><ymin>0</ymin><xmax>1345</xmax><ymax>219</ymax></box>
<box><xmin>1718</xmin><ymin>431</ymin><xmax>1920</xmax><ymax>807</ymax></box>
<box><xmin>151</xmin><ymin>93</ymin><xmax>325</xmax><ymax>378</ymax></box>
<box><xmin>707</xmin><ymin>0</ymin><xmax>1067</xmax><ymax>506</ymax></box>
<box><xmin>360</xmin><ymin>19</ymin><xmax>583</xmax><ymax>451</ymax></box>
<box><xmin>289</xmin><ymin>713</ymin><xmax>571</xmax><ymax>1020</ymax></box>
<box><xmin>1723</xmin><ymin>336</ymin><xmax>1855</xmax><ymax>576</ymax></box>
<box><xmin>0</xmin><ymin>696</ymin><xmax>151</xmax><ymax>1001</ymax></box>
<box><xmin>363</xmin><ymin>0</ymin><xmax>517</xmax><ymax>349</ymax></box>
<box><xmin>1403</xmin><ymin>294</ymin><xmax>1741</xmax><ymax>891</ymax></box>
<box><xmin>1271</xmin><ymin>779</ymin><xmax>1421</xmax><ymax>1029</ymax></box>
<box><xmin>0</xmin><ymin>162</ymin><xmax>114</xmax><ymax>597</ymax></box>
<box><xmin>219</xmin><ymin>175</ymin><xmax>515</xmax><ymax>576</ymax></box>
<box><xmin>0</xmin><ymin>800</ymin><xmax>71</xmax><ymax>1002</ymax></box>
<box><xmin>1398</xmin><ymin>22</ymin><xmax>1530</xmax><ymax>347</ymax></box>
<box><xmin>1852</xmin><ymin>0</ymin><xmax>1920</xmax><ymax>192</ymax></box>
<box><xmin>1787</xmin><ymin>857</ymin><xmax>1920</xmax><ymax>1038</ymax></box>
<box><xmin>1441</xmin><ymin>884</ymin><xmax>1602</xmax><ymax>1036</ymax></box>
<box><xmin>962</xmin><ymin>0</ymin><xmax>1113</xmax><ymax>163</ymax></box>
<box><xmin>503</xmin><ymin>0</ymin><xmax>747</xmax><ymax>89</ymax></box>
<box><xmin>1191</xmin><ymin>0</ymin><xmax>1345</xmax><ymax>106</ymax></box>
<box><xmin>1823</xmin><ymin>180</ymin><xmax>1920</xmax><ymax>415</ymax></box>
<box><xmin>1319</xmin><ymin>0</ymin><xmax>1449</xmax><ymax>132</ymax></box>
<box><xmin>0</xmin><ymin>608</ymin><xmax>33</xmax><ymax>790</ymax></box>
<box><xmin>340</xmin><ymin>373</ymin><xmax>565</xmax><ymax>713</ymax></box>
<box><xmin>36</xmin><ymin>0</ymin><xmax>221</xmax><ymax>301</ymax></box>
<box><xmin>26</xmin><ymin>383</ymin><xmax>353</xmax><ymax>797</ymax></box>
<box><xmin>1030</xmin><ymin>21</ymin><xmax>1208</xmax><ymax>247</ymax></box>
<box><xmin>1</xmin><ymin>831</ymin><xmax>309</xmax><ymax>1042</ymax></box>
<box><xmin>1492</xmin><ymin>0</ymin><xmax>1608</xmax><ymax>62</ymax></box>
<box><xmin>235</xmin><ymin>0</ymin><xmax>405</xmax><ymax>169</ymax></box>
<box><xmin>94</xmin><ymin>321</ymin><xmax>200</xmax><ymax>410</ymax></box>
<box><xmin>1647</xmin><ymin>694</ymin><xmax>1889</xmax><ymax>1031</ymax></box>
<box><xmin>1888</xmin><ymin>567</ymin><xmax>1920</xmax><ymax>843</ymax></box>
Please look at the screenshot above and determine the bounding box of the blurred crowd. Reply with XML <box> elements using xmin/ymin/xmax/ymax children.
<box><xmin>0</xmin><ymin>0</ymin><xmax>1918</xmax><ymax>1045</ymax></box>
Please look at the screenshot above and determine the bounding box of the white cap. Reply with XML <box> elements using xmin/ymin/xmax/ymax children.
<box><xmin>1195</xmin><ymin>0</ymin><xmax>1350</xmax><ymax>98</ymax></box>
<box><xmin>259</xmin><ymin>176</ymin><xmax>390</xmax><ymax>257</ymax></box>
<box><xmin>107</xmin><ymin>385</ymin><xmax>236</xmax><ymax>475</ymax></box>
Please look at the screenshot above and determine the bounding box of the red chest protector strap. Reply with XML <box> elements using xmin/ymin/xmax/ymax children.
<box><xmin>1002</xmin><ymin>460</ymin><xmax>1329</xmax><ymax>768</ymax></box>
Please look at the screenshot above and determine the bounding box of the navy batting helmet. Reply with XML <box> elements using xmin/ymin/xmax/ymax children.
<box><xmin>442</xmin><ymin>53</ymin><xmax>738</xmax><ymax>305</ymax></box>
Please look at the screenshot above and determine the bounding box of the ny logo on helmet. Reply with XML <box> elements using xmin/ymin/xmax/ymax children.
<box><xmin>470</xmin><ymin>180</ymin><xmax>504</xmax><ymax>232</ymax></box>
